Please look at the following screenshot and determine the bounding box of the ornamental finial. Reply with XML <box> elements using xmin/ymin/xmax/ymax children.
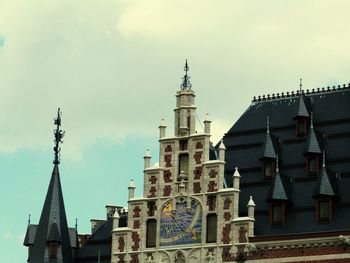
<box><xmin>299</xmin><ymin>78</ymin><xmax>303</xmax><ymax>93</ymax></box>
<box><xmin>53</xmin><ymin>108</ymin><xmax>65</xmax><ymax>164</ymax></box>
<box><xmin>180</xmin><ymin>59</ymin><xmax>192</xmax><ymax>89</ymax></box>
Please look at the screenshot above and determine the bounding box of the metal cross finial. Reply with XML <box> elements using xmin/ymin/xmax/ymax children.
<box><xmin>75</xmin><ymin>218</ymin><xmax>78</xmax><ymax>229</ymax></box>
<box><xmin>28</xmin><ymin>214</ymin><xmax>31</xmax><ymax>225</ymax></box>
<box><xmin>180</xmin><ymin>59</ymin><xmax>192</xmax><ymax>89</ymax></box>
<box><xmin>299</xmin><ymin>78</ymin><xmax>303</xmax><ymax>93</ymax></box>
<box><xmin>53</xmin><ymin>108</ymin><xmax>65</xmax><ymax>164</ymax></box>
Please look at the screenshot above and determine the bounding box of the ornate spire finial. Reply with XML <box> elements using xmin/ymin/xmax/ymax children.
<box><xmin>53</xmin><ymin>108</ymin><xmax>65</xmax><ymax>164</ymax></box>
<box><xmin>28</xmin><ymin>214</ymin><xmax>31</xmax><ymax>225</ymax></box>
<box><xmin>75</xmin><ymin>218</ymin><xmax>78</xmax><ymax>229</ymax></box>
<box><xmin>180</xmin><ymin>59</ymin><xmax>192</xmax><ymax>89</ymax></box>
<box><xmin>299</xmin><ymin>78</ymin><xmax>303</xmax><ymax>93</ymax></box>
<box><xmin>266</xmin><ymin>116</ymin><xmax>270</xmax><ymax>134</ymax></box>
<box><xmin>310</xmin><ymin>112</ymin><xmax>314</xmax><ymax>128</ymax></box>
<box><xmin>276</xmin><ymin>154</ymin><xmax>279</xmax><ymax>173</ymax></box>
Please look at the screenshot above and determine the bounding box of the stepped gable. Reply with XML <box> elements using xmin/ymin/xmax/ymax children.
<box><xmin>222</xmin><ymin>85</ymin><xmax>350</xmax><ymax>236</ymax></box>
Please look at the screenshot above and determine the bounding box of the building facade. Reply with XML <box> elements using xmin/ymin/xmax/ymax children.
<box><xmin>24</xmin><ymin>63</ymin><xmax>350</xmax><ymax>263</ymax></box>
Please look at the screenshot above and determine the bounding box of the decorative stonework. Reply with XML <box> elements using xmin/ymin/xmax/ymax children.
<box><xmin>133</xmin><ymin>220</ymin><xmax>140</xmax><ymax>229</ymax></box>
<box><xmin>222</xmin><ymin>246</ymin><xmax>235</xmax><ymax>262</ymax></box>
<box><xmin>131</xmin><ymin>231</ymin><xmax>140</xmax><ymax>251</ymax></box>
<box><xmin>149</xmin><ymin>175</ymin><xmax>157</xmax><ymax>184</ymax></box>
<box><xmin>238</xmin><ymin>227</ymin><xmax>247</xmax><ymax>243</ymax></box>
<box><xmin>165</xmin><ymin>145</ymin><xmax>172</xmax><ymax>152</ymax></box>
<box><xmin>163</xmin><ymin>170</ymin><xmax>172</xmax><ymax>183</ymax></box>
<box><xmin>207</xmin><ymin>195</ymin><xmax>216</xmax><ymax>211</ymax></box>
<box><xmin>118</xmin><ymin>236</ymin><xmax>125</xmax><ymax>252</ymax></box>
<box><xmin>131</xmin><ymin>254</ymin><xmax>139</xmax><ymax>263</ymax></box>
<box><xmin>193</xmin><ymin>182</ymin><xmax>201</xmax><ymax>193</ymax></box>
<box><xmin>147</xmin><ymin>201</ymin><xmax>156</xmax><ymax>217</ymax></box>
<box><xmin>194</xmin><ymin>167</ymin><xmax>202</xmax><ymax>179</ymax></box>
<box><xmin>207</xmin><ymin>181</ymin><xmax>217</xmax><ymax>192</ymax></box>
<box><xmin>133</xmin><ymin>206</ymin><xmax>141</xmax><ymax>218</ymax></box>
<box><xmin>164</xmin><ymin>154</ymin><xmax>172</xmax><ymax>167</ymax></box>
<box><xmin>224</xmin><ymin>211</ymin><xmax>231</xmax><ymax>221</ymax></box>
<box><xmin>222</xmin><ymin>223</ymin><xmax>232</xmax><ymax>244</ymax></box>
<box><xmin>148</xmin><ymin>186</ymin><xmax>156</xmax><ymax>198</ymax></box>
<box><xmin>163</xmin><ymin>185</ymin><xmax>172</xmax><ymax>196</ymax></box>
<box><xmin>196</xmin><ymin>141</ymin><xmax>203</xmax><ymax>149</ymax></box>
<box><xmin>118</xmin><ymin>254</ymin><xmax>125</xmax><ymax>262</ymax></box>
<box><xmin>209</xmin><ymin>169</ymin><xmax>218</xmax><ymax>178</ymax></box>
<box><xmin>180</xmin><ymin>140</ymin><xmax>188</xmax><ymax>151</ymax></box>
<box><xmin>194</xmin><ymin>152</ymin><xmax>202</xmax><ymax>164</ymax></box>
<box><xmin>224</xmin><ymin>198</ymin><xmax>232</xmax><ymax>210</ymax></box>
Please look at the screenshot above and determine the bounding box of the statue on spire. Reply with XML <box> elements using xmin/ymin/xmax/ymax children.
<box><xmin>53</xmin><ymin>108</ymin><xmax>65</xmax><ymax>164</ymax></box>
<box><xmin>180</xmin><ymin>59</ymin><xmax>192</xmax><ymax>89</ymax></box>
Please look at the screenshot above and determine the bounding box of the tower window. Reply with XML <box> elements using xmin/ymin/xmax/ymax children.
<box><xmin>307</xmin><ymin>156</ymin><xmax>319</xmax><ymax>174</ymax></box>
<box><xmin>317</xmin><ymin>198</ymin><xmax>332</xmax><ymax>223</ymax></box>
<box><xmin>146</xmin><ymin>219</ymin><xmax>157</xmax><ymax>248</ymax></box>
<box><xmin>270</xmin><ymin>202</ymin><xmax>285</xmax><ymax>225</ymax></box>
<box><xmin>48</xmin><ymin>242</ymin><xmax>59</xmax><ymax>259</ymax></box>
<box><xmin>178</xmin><ymin>153</ymin><xmax>189</xmax><ymax>176</ymax></box>
<box><xmin>296</xmin><ymin>118</ymin><xmax>308</xmax><ymax>137</ymax></box>
<box><xmin>263</xmin><ymin>161</ymin><xmax>275</xmax><ymax>178</ymax></box>
<box><xmin>206</xmin><ymin>214</ymin><xmax>217</xmax><ymax>243</ymax></box>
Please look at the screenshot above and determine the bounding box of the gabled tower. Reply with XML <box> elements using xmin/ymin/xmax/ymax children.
<box><xmin>24</xmin><ymin>109</ymin><xmax>75</xmax><ymax>263</ymax></box>
<box><xmin>111</xmin><ymin>62</ymin><xmax>254</xmax><ymax>263</ymax></box>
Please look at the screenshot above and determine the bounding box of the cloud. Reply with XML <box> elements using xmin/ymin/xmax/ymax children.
<box><xmin>0</xmin><ymin>0</ymin><xmax>350</xmax><ymax>159</ymax></box>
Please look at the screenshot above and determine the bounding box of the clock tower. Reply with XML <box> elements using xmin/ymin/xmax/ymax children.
<box><xmin>111</xmin><ymin>62</ymin><xmax>256</xmax><ymax>263</ymax></box>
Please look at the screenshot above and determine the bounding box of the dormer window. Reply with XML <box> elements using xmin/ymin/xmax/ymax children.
<box><xmin>296</xmin><ymin>118</ymin><xmax>308</xmax><ymax>137</ymax></box>
<box><xmin>270</xmin><ymin>202</ymin><xmax>285</xmax><ymax>225</ymax></box>
<box><xmin>263</xmin><ymin>160</ymin><xmax>275</xmax><ymax>179</ymax></box>
<box><xmin>307</xmin><ymin>155</ymin><xmax>320</xmax><ymax>175</ymax></box>
<box><xmin>317</xmin><ymin>198</ymin><xmax>332</xmax><ymax>223</ymax></box>
<box><xmin>48</xmin><ymin>242</ymin><xmax>59</xmax><ymax>259</ymax></box>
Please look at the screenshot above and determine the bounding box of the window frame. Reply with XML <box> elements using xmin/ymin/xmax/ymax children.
<box><xmin>262</xmin><ymin>160</ymin><xmax>275</xmax><ymax>179</ymax></box>
<box><xmin>316</xmin><ymin>198</ymin><xmax>332</xmax><ymax>223</ymax></box>
<box><xmin>269</xmin><ymin>202</ymin><xmax>285</xmax><ymax>225</ymax></box>
<box><xmin>146</xmin><ymin>219</ymin><xmax>157</xmax><ymax>248</ymax></box>
<box><xmin>206</xmin><ymin>213</ymin><xmax>217</xmax><ymax>243</ymax></box>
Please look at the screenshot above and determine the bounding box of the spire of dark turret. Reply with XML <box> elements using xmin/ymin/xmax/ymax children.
<box><xmin>180</xmin><ymin>59</ymin><xmax>192</xmax><ymax>89</ymax></box>
<box><xmin>27</xmin><ymin>109</ymin><xmax>73</xmax><ymax>263</ymax></box>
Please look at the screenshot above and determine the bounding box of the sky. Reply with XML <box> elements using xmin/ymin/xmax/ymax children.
<box><xmin>1</xmin><ymin>0</ymin><xmax>350</xmax><ymax>262</ymax></box>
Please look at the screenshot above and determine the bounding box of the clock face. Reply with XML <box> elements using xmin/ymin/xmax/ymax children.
<box><xmin>159</xmin><ymin>198</ymin><xmax>202</xmax><ymax>246</ymax></box>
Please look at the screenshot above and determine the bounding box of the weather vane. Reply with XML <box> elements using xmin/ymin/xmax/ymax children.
<box><xmin>180</xmin><ymin>59</ymin><xmax>192</xmax><ymax>89</ymax></box>
<box><xmin>53</xmin><ymin>108</ymin><xmax>65</xmax><ymax>164</ymax></box>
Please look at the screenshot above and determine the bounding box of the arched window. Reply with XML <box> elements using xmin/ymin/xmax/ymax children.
<box><xmin>206</xmin><ymin>214</ymin><xmax>217</xmax><ymax>243</ymax></box>
<box><xmin>146</xmin><ymin>219</ymin><xmax>157</xmax><ymax>248</ymax></box>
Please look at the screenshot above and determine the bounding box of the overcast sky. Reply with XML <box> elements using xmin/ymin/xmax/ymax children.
<box><xmin>1</xmin><ymin>1</ymin><xmax>350</xmax><ymax>262</ymax></box>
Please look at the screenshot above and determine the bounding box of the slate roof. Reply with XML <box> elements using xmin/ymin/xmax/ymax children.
<box><xmin>261</xmin><ymin>121</ymin><xmax>279</xmax><ymax>159</ymax></box>
<box><xmin>266</xmin><ymin>168</ymin><xmax>292</xmax><ymax>202</ymax></box>
<box><xmin>294</xmin><ymin>93</ymin><xmax>311</xmax><ymax>118</ymax></box>
<box><xmin>74</xmin><ymin>212</ymin><xmax>127</xmax><ymax>263</ymax></box>
<box><xmin>304</xmin><ymin>115</ymin><xmax>323</xmax><ymax>154</ymax></box>
<box><xmin>223</xmin><ymin>85</ymin><xmax>350</xmax><ymax>236</ymax></box>
<box><xmin>27</xmin><ymin>164</ymin><xmax>74</xmax><ymax>263</ymax></box>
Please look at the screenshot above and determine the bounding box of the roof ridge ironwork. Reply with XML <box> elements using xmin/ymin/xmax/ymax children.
<box><xmin>252</xmin><ymin>83</ymin><xmax>350</xmax><ymax>103</ymax></box>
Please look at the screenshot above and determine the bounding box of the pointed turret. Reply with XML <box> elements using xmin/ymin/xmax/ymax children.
<box><xmin>266</xmin><ymin>158</ymin><xmax>292</xmax><ymax>202</ymax></box>
<box><xmin>27</xmin><ymin>108</ymin><xmax>74</xmax><ymax>263</ymax></box>
<box><xmin>313</xmin><ymin>150</ymin><xmax>338</xmax><ymax>198</ymax></box>
<box><xmin>261</xmin><ymin>116</ymin><xmax>279</xmax><ymax>159</ymax></box>
<box><xmin>305</xmin><ymin>112</ymin><xmax>322</xmax><ymax>154</ymax></box>
<box><xmin>294</xmin><ymin>79</ymin><xmax>311</xmax><ymax>119</ymax></box>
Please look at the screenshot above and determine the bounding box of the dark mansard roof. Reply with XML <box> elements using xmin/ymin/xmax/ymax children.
<box><xmin>222</xmin><ymin>85</ymin><xmax>350</xmax><ymax>236</ymax></box>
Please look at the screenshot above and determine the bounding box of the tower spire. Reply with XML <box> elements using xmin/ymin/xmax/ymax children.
<box><xmin>53</xmin><ymin>108</ymin><xmax>65</xmax><ymax>164</ymax></box>
<box><xmin>180</xmin><ymin>59</ymin><xmax>192</xmax><ymax>89</ymax></box>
